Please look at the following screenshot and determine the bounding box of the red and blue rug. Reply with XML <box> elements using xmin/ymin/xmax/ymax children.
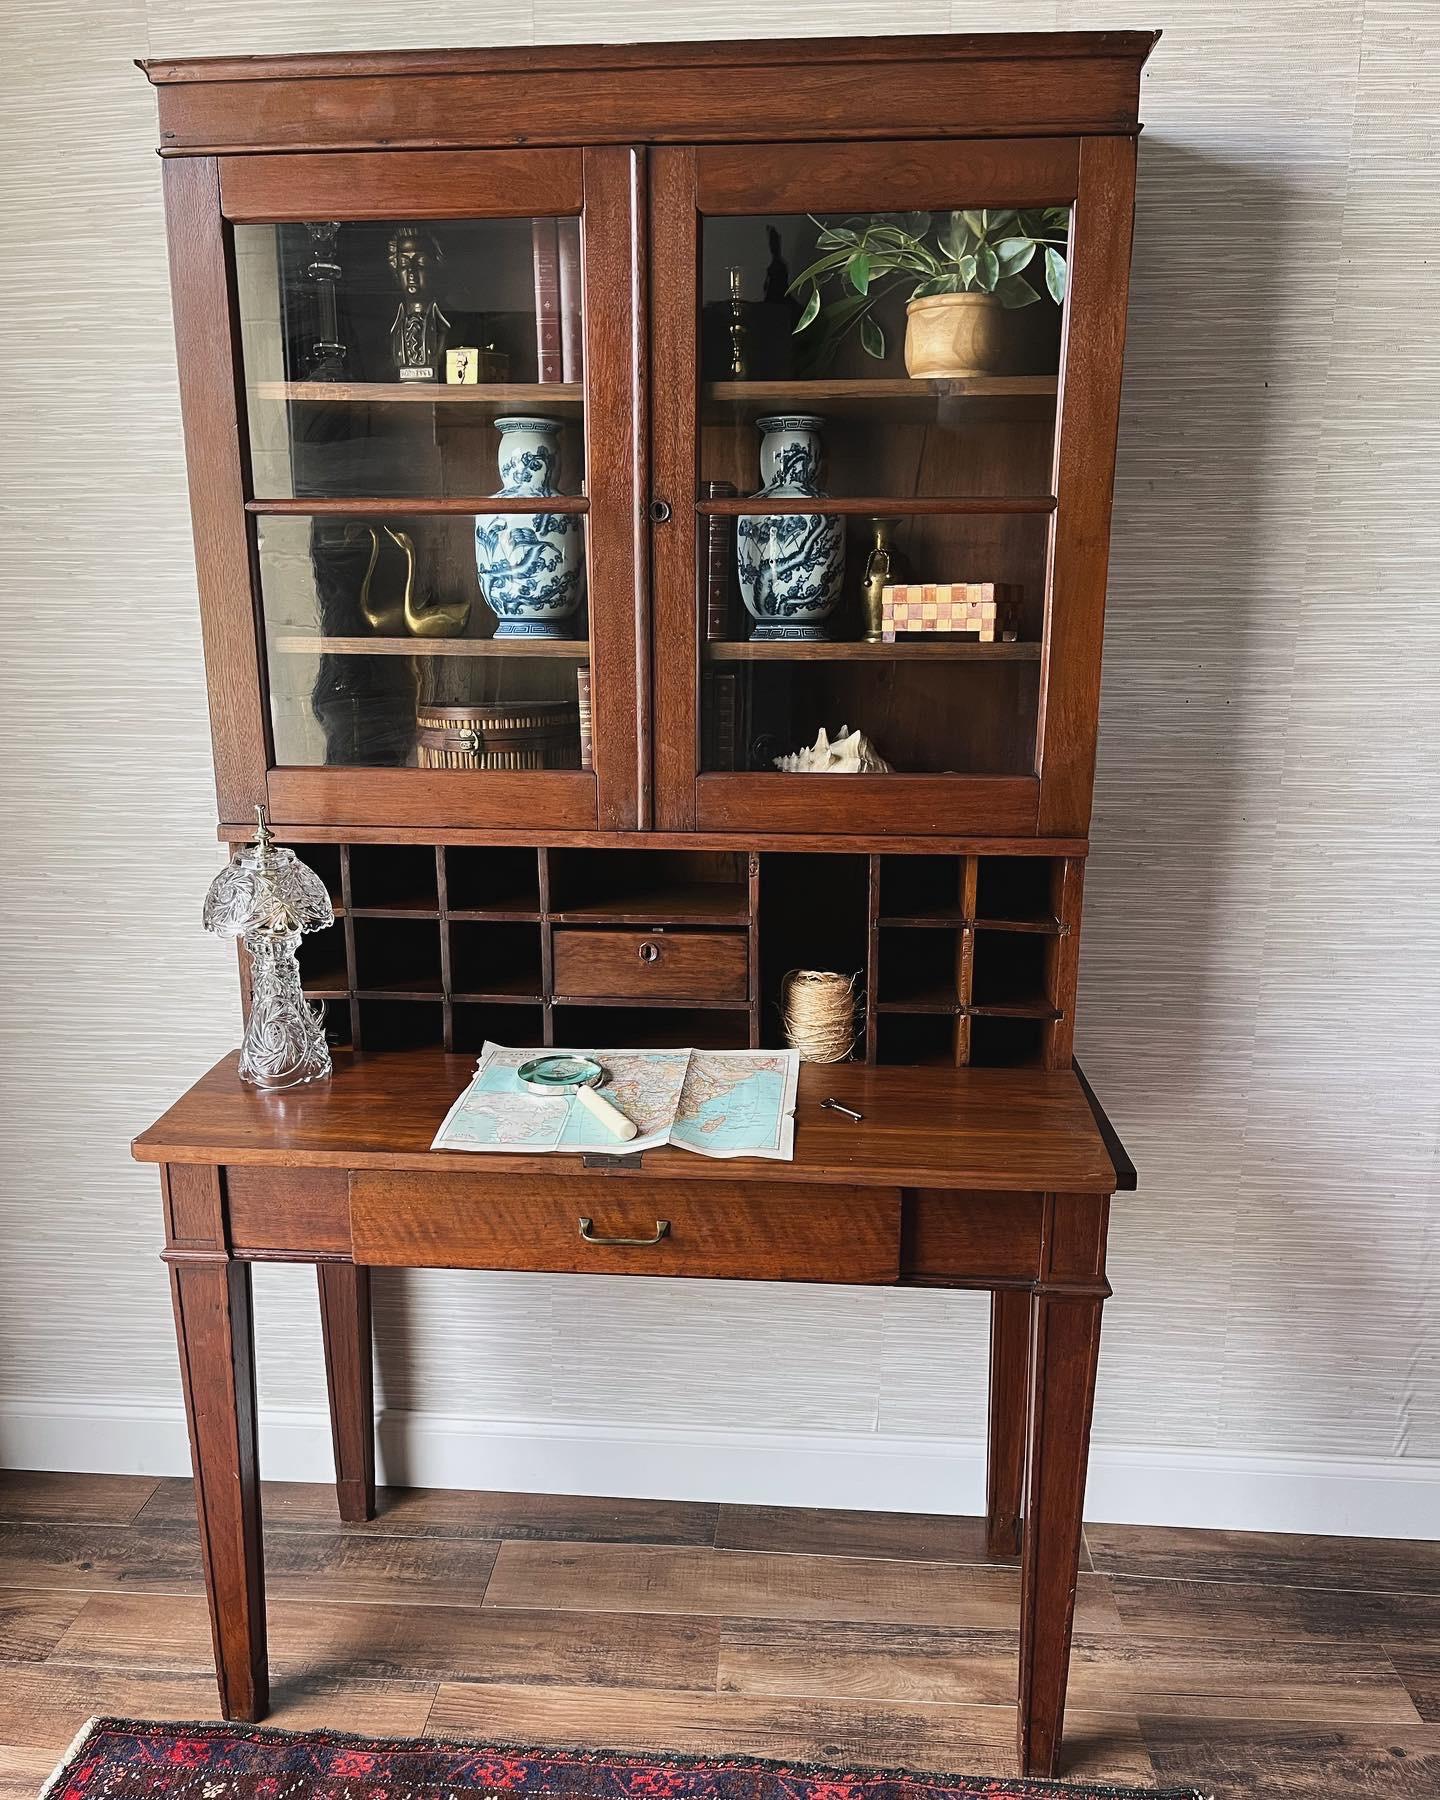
<box><xmin>39</xmin><ymin>1721</ymin><xmax>1207</xmax><ymax>1800</ymax></box>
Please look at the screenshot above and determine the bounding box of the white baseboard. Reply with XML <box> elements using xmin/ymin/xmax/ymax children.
<box><xmin>1</xmin><ymin>1395</ymin><xmax>1436</xmax><ymax>1539</ymax></box>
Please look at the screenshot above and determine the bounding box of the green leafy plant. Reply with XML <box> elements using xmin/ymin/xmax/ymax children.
<box><xmin>790</xmin><ymin>208</ymin><xmax>1069</xmax><ymax>364</ymax></box>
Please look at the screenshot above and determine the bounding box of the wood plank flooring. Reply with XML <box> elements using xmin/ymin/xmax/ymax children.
<box><xmin>1</xmin><ymin>1473</ymin><xmax>1437</xmax><ymax>1797</ymax></box>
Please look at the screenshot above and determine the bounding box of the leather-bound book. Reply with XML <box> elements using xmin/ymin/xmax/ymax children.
<box><xmin>531</xmin><ymin>218</ymin><xmax>562</xmax><ymax>382</ymax></box>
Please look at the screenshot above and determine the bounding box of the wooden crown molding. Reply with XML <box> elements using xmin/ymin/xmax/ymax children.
<box><xmin>137</xmin><ymin>30</ymin><xmax>1161</xmax><ymax>156</ymax></box>
<box><xmin>139</xmin><ymin>31</ymin><xmax>1162</xmax><ymax>86</ymax></box>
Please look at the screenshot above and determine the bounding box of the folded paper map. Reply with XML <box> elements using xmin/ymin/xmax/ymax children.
<box><xmin>431</xmin><ymin>1042</ymin><xmax>799</xmax><ymax>1160</ymax></box>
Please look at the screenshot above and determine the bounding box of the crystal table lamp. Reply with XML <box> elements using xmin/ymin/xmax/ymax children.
<box><xmin>203</xmin><ymin>808</ymin><xmax>336</xmax><ymax>1089</ymax></box>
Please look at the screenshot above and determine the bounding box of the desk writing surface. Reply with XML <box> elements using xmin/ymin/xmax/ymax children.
<box><xmin>133</xmin><ymin>1050</ymin><xmax>1123</xmax><ymax>1193</ymax></box>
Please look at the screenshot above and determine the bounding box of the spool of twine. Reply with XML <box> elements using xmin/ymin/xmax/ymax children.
<box><xmin>781</xmin><ymin>969</ymin><xmax>861</xmax><ymax>1063</ymax></box>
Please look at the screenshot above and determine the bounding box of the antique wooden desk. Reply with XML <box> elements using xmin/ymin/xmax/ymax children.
<box><xmin>133</xmin><ymin>1049</ymin><xmax>1132</xmax><ymax>1778</ymax></box>
<box><xmin>135</xmin><ymin>25</ymin><xmax>1156</xmax><ymax>1784</ymax></box>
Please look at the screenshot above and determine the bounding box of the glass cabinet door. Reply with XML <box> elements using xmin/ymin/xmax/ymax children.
<box><xmin>650</xmin><ymin>139</ymin><xmax>1128</xmax><ymax>837</ymax></box>
<box><xmin>218</xmin><ymin>149</ymin><xmax>640</xmax><ymax>830</ymax></box>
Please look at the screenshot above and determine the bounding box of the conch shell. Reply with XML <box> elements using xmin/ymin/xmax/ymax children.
<box><xmin>773</xmin><ymin>724</ymin><xmax>893</xmax><ymax>774</ymax></box>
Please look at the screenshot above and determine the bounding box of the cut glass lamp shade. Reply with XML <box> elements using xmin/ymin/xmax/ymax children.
<box><xmin>203</xmin><ymin>809</ymin><xmax>335</xmax><ymax>1090</ymax></box>
<box><xmin>203</xmin><ymin>817</ymin><xmax>334</xmax><ymax>940</ymax></box>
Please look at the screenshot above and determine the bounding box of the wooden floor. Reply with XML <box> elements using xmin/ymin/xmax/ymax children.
<box><xmin>1</xmin><ymin>1473</ymin><xmax>1437</xmax><ymax>1799</ymax></box>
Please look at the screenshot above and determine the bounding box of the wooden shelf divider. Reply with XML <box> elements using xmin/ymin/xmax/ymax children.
<box><xmin>256</xmin><ymin>380</ymin><xmax>583</xmax><ymax>410</ymax></box>
<box><xmin>969</xmin><ymin>997</ymin><xmax>1064</xmax><ymax>1020</ymax></box>
<box><xmin>955</xmin><ymin>856</ymin><xmax>979</xmax><ymax>1064</ymax></box>
<box><xmin>249</xmin><ymin>495</ymin><xmax>588</xmax><ymax>516</ymax></box>
<box><xmin>697</xmin><ymin>494</ymin><xmax>1056</xmax><ymax>517</ymax></box>
<box><xmin>702</xmin><ymin>375</ymin><xmax>1057</xmax><ymax>423</ymax></box>
<box><xmin>706</xmin><ymin>640</ymin><xmax>1040</xmax><ymax>663</ymax></box>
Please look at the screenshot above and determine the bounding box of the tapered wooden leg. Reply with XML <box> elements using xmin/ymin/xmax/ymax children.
<box><xmin>169</xmin><ymin>1256</ymin><xmax>268</xmax><ymax>1721</ymax></box>
<box><xmin>986</xmin><ymin>1287</ymin><xmax>1030</xmax><ymax>1559</ymax></box>
<box><xmin>1017</xmin><ymin>1290</ymin><xmax>1104</xmax><ymax>1778</ymax></box>
<box><xmin>318</xmin><ymin>1261</ymin><xmax>376</xmax><ymax>1523</ymax></box>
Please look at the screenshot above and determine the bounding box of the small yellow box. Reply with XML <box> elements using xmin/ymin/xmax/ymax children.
<box><xmin>881</xmin><ymin>583</ymin><xmax>1023</xmax><ymax>643</ymax></box>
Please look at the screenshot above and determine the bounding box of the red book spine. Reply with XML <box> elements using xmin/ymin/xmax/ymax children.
<box><xmin>557</xmin><ymin>218</ymin><xmax>583</xmax><ymax>384</ymax></box>
<box><xmin>532</xmin><ymin>218</ymin><xmax>562</xmax><ymax>383</ymax></box>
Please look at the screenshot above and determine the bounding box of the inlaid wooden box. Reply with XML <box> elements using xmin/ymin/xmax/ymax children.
<box><xmin>881</xmin><ymin>583</ymin><xmax>1023</xmax><ymax>643</ymax></box>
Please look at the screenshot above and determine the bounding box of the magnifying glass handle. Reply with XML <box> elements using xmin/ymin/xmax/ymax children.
<box><xmin>576</xmin><ymin>1083</ymin><xmax>639</xmax><ymax>1141</ymax></box>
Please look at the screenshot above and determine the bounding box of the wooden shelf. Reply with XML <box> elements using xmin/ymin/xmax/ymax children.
<box><xmin>549</xmin><ymin>884</ymin><xmax>749</xmax><ymax>925</ymax></box>
<box><xmin>251</xmin><ymin>496</ymin><xmax>587</xmax><ymax>516</ymax></box>
<box><xmin>970</xmin><ymin>996</ymin><xmax>1063</xmax><ymax>1020</ymax></box>
<box><xmin>355</xmin><ymin>981</ymin><xmax>446</xmax><ymax>999</ymax></box>
<box><xmin>877</xmin><ymin>988</ymin><xmax>962</xmax><ymax>1015</ymax></box>
<box><xmin>451</xmin><ymin>990</ymin><xmax>545</xmax><ymax>1006</ymax></box>
<box><xmin>273</xmin><ymin>635</ymin><xmax>588</xmax><ymax>659</ymax></box>
<box><xmin>871</xmin><ymin>1000</ymin><xmax>964</xmax><ymax>1015</ymax></box>
<box><xmin>974</xmin><ymin>915</ymin><xmax>1064</xmax><ymax>935</ymax></box>
<box><xmin>552</xmin><ymin>994</ymin><xmax>750</xmax><ymax>1011</ymax></box>
<box><xmin>256</xmin><ymin>380</ymin><xmax>583</xmax><ymax>411</ymax></box>
<box><xmin>706</xmin><ymin>640</ymin><xmax>1040</xmax><ymax>663</ymax></box>
<box><xmin>702</xmin><ymin>376</ymin><xmax>1057</xmax><ymax>423</ymax></box>
<box><xmin>697</xmin><ymin>495</ymin><xmax>1055</xmax><ymax>517</ymax></box>
<box><xmin>447</xmin><ymin>905</ymin><xmax>542</xmax><ymax>922</ymax></box>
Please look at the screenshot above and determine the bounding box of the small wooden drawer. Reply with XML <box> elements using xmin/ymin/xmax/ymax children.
<box><xmin>350</xmin><ymin>1171</ymin><xmax>900</xmax><ymax>1283</ymax></box>
<box><xmin>552</xmin><ymin>927</ymin><xmax>749</xmax><ymax>1001</ymax></box>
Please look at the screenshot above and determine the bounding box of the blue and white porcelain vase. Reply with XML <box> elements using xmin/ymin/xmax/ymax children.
<box><xmin>474</xmin><ymin>416</ymin><xmax>585</xmax><ymax>639</ymax></box>
<box><xmin>737</xmin><ymin>414</ymin><xmax>845</xmax><ymax>641</ymax></box>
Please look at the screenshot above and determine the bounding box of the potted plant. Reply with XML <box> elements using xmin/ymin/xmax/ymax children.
<box><xmin>789</xmin><ymin>209</ymin><xmax>1068</xmax><ymax>378</ymax></box>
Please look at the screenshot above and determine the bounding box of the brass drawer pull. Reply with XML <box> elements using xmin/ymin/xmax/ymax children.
<box><xmin>578</xmin><ymin>1216</ymin><xmax>671</xmax><ymax>1247</ymax></box>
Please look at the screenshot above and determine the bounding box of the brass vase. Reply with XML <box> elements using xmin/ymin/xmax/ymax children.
<box><xmin>861</xmin><ymin>517</ymin><xmax>901</xmax><ymax>644</ymax></box>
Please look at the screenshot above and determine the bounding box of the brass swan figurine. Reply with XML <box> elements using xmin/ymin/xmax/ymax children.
<box><xmin>357</xmin><ymin>525</ymin><xmax>471</xmax><ymax>638</ymax></box>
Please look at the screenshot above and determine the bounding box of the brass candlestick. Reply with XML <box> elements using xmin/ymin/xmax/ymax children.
<box><xmin>303</xmin><ymin>221</ymin><xmax>346</xmax><ymax>379</ymax></box>
<box><xmin>726</xmin><ymin>265</ymin><xmax>750</xmax><ymax>380</ymax></box>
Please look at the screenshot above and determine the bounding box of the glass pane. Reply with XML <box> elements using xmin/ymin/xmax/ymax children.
<box><xmin>699</xmin><ymin>210</ymin><xmax>1065</xmax><ymax>499</ymax></box>
<box><xmin>698</xmin><ymin>204</ymin><xmax>1066</xmax><ymax>779</ymax></box>
<box><xmin>699</xmin><ymin>555</ymin><xmax>1043</xmax><ymax>779</ymax></box>
<box><xmin>237</xmin><ymin>218</ymin><xmax>584</xmax><ymax>499</ymax></box>
<box><xmin>259</xmin><ymin>513</ymin><xmax>589</xmax><ymax>770</ymax></box>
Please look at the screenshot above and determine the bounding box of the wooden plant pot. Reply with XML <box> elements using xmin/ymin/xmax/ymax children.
<box><xmin>904</xmin><ymin>292</ymin><xmax>1006</xmax><ymax>378</ymax></box>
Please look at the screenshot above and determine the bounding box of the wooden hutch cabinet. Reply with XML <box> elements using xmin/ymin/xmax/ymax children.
<box><xmin>136</xmin><ymin>30</ymin><xmax>1157</xmax><ymax>1780</ymax></box>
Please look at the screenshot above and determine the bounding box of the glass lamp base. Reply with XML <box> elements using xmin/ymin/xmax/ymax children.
<box><xmin>239</xmin><ymin>928</ymin><xmax>333</xmax><ymax>1091</ymax></box>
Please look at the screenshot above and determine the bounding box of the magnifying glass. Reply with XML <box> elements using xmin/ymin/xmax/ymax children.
<box><xmin>516</xmin><ymin>1055</ymin><xmax>638</xmax><ymax>1142</ymax></box>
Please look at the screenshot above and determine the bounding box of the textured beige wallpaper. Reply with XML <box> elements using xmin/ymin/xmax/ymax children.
<box><xmin>0</xmin><ymin>0</ymin><xmax>1435</xmax><ymax>1496</ymax></box>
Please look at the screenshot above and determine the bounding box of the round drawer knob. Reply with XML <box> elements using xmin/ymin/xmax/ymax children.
<box><xmin>638</xmin><ymin>941</ymin><xmax>661</xmax><ymax>964</ymax></box>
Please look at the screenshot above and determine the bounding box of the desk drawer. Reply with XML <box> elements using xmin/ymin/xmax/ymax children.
<box><xmin>350</xmin><ymin>1171</ymin><xmax>899</xmax><ymax>1283</ymax></box>
<box><xmin>552</xmin><ymin>928</ymin><xmax>749</xmax><ymax>1001</ymax></box>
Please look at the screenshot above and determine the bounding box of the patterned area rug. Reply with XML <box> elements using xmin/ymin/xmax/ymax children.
<box><xmin>39</xmin><ymin>1720</ymin><xmax>1208</xmax><ymax>1800</ymax></box>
